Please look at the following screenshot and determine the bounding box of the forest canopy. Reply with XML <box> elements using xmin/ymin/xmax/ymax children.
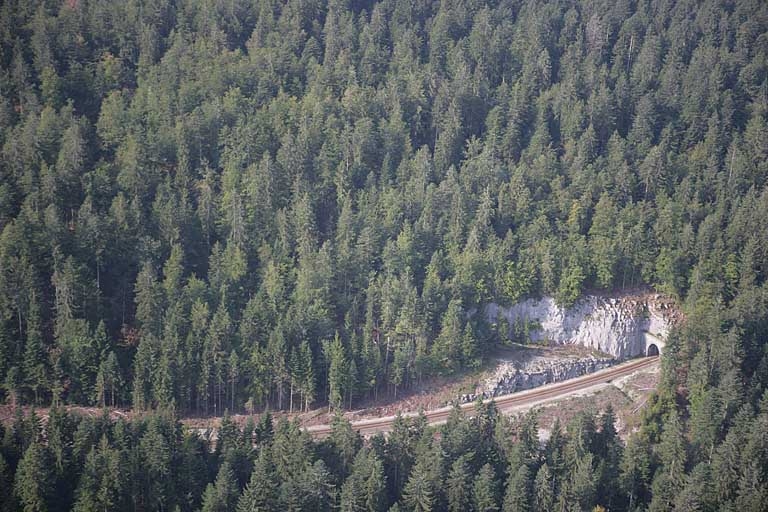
<box><xmin>0</xmin><ymin>0</ymin><xmax>768</xmax><ymax>414</ymax></box>
<box><xmin>2</xmin><ymin>0</ymin><xmax>768</xmax><ymax>510</ymax></box>
<box><xmin>0</xmin><ymin>0</ymin><xmax>767</xmax><ymax>436</ymax></box>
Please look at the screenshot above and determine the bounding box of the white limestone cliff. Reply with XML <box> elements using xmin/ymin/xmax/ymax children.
<box><xmin>484</xmin><ymin>293</ymin><xmax>675</xmax><ymax>359</ymax></box>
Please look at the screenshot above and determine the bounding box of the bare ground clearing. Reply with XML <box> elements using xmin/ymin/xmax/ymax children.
<box><xmin>0</xmin><ymin>345</ymin><xmax>656</xmax><ymax>438</ymax></box>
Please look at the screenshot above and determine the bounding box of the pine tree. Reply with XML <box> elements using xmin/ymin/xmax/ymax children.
<box><xmin>134</xmin><ymin>262</ymin><xmax>163</xmax><ymax>337</ymax></box>
<box><xmin>131</xmin><ymin>334</ymin><xmax>158</xmax><ymax>410</ymax></box>
<box><xmin>649</xmin><ymin>412</ymin><xmax>688</xmax><ymax>511</ymax></box>
<box><xmin>14</xmin><ymin>442</ymin><xmax>55</xmax><ymax>512</ymax></box>
<box><xmin>95</xmin><ymin>351</ymin><xmax>120</xmax><ymax>407</ymax></box>
<box><xmin>673</xmin><ymin>462</ymin><xmax>716</xmax><ymax>512</ymax></box>
<box><xmin>254</xmin><ymin>412</ymin><xmax>274</xmax><ymax>446</ymax></box>
<box><xmin>383</xmin><ymin>414</ymin><xmax>421</xmax><ymax>503</ymax></box>
<box><xmin>446</xmin><ymin>455</ymin><xmax>471</xmax><ymax>512</ymax></box>
<box><xmin>237</xmin><ymin>448</ymin><xmax>278</xmax><ymax>512</ymax></box>
<box><xmin>431</xmin><ymin>299</ymin><xmax>464</xmax><ymax>373</ymax></box>
<box><xmin>162</xmin><ymin>243</ymin><xmax>184</xmax><ymax>305</ymax></box>
<box><xmin>217</xmin><ymin>410</ymin><xmax>241</xmax><ymax>458</ymax></box>
<box><xmin>72</xmin><ymin>436</ymin><xmax>121</xmax><ymax>512</ymax></box>
<box><xmin>595</xmin><ymin>408</ymin><xmax>622</xmax><ymax>509</ymax></box>
<box><xmin>533</xmin><ymin>463</ymin><xmax>555</xmax><ymax>511</ymax></box>
<box><xmin>201</xmin><ymin>461</ymin><xmax>240</xmax><ymax>512</ymax></box>
<box><xmin>299</xmin><ymin>340</ymin><xmax>315</xmax><ymax>412</ymax></box>
<box><xmin>138</xmin><ymin>416</ymin><xmax>173</xmax><ymax>511</ymax></box>
<box><xmin>23</xmin><ymin>293</ymin><xmax>47</xmax><ymax>404</ymax></box>
<box><xmin>619</xmin><ymin>435</ymin><xmax>651</xmax><ymax>511</ymax></box>
<box><xmin>567</xmin><ymin>453</ymin><xmax>597</xmax><ymax>511</ymax></box>
<box><xmin>267</xmin><ymin>326</ymin><xmax>288</xmax><ymax>411</ymax></box>
<box><xmin>297</xmin><ymin>460</ymin><xmax>337</xmax><ymax>512</ymax></box>
<box><xmin>441</xmin><ymin>406</ymin><xmax>473</xmax><ymax>463</ymax></box>
<box><xmin>328</xmin><ymin>414</ymin><xmax>363</xmax><ymax>481</ymax></box>
<box><xmin>402</xmin><ymin>458</ymin><xmax>434</xmax><ymax>512</ymax></box>
<box><xmin>228</xmin><ymin>350</ymin><xmax>240</xmax><ymax>412</ymax></box>
<box><xmin>327</xmin><ymin>333</ymin><xmax>348</xmax><ymax>411</ymax></box>
<box><xmin>340</xmin><ymin>447</ymin><xmax>387</xmax><ymax>512</ymax></box>
<box><xmin>502</xmin><ymin>465</ymin><xmax>532</xmax><ymax>512</ymax></box>
<box><xmin>473</xmin><ymin>463</ymin><xmax>500</xmax><ymax>512</ymax></box>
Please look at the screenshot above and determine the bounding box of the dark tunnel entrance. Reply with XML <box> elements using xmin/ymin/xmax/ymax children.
<box><xmin>647</xmin><ymin>343</ymin><xmax>660</xmax><ymax>357</ymax></box>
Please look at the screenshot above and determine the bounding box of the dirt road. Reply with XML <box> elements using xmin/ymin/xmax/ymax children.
<box><xmin>306</xmin><ymin>356</ymin><xmax>660</xmax><ymax>437</ymax></box>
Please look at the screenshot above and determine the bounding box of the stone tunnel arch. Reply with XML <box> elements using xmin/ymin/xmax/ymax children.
<box><xmin>642</xmin><ymin>331</ymin><xmax>664</xmax><ymax>357</ymax></box>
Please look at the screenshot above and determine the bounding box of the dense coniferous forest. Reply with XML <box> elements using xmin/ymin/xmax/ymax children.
<box><xmin>0</xmin><ymin>0</ymin><xmax>768</xmax><ymax>509</ymax></box>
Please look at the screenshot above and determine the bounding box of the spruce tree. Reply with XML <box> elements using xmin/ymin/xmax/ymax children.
<box><xmin>502</xmin><ymin>465</ymin><xmax>532</xmax><ymax>512</ymax></box>
<box><xmin>445</xmin><ymin>455</ymin><xmax>471</xmax><ymax>512</ymax></box>
<box><xmin>14</xmin><ymin>442</ymin><xmax>55</xmax><ymax>512</ymax></box>
<box><xmin>237</xmin><ymin>449</ymin><xmax>278</xmax><ymax>512</ymax></box>
<box><xmin>22</xmin><ymin>293</ymin><xmax>47</xmax><ymax>404</ymax></box>
<box><xmin>472</xmin><ymin>463</ymin><xmax>500</xmax><ymax>512</ymax></box>
<box><xmin>533</xmin><ymin>463</ymin><xmax>555</xmax><ymax>511</ymax></box>
<box><xmin>402</xmin><ymin>458</ymin><xmax>434</xmax><ymax>512</ymax></box>
<box><xmin>201</xmin><ymin>462</ymin><xmax>239</xmax><ymax>512</ymax></box>
<box><xmin>72</xmin><ymin>436</ymin><xmax>121</xmax><ymax>512</ymax></box>
<box><xmin>340</xmin><ymin>447</ymin><xmax>387</xmax><ymax>512</ymax></box>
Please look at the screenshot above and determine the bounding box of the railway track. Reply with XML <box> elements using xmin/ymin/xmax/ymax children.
<box><xmin>306</xmin><ymin>356</ymin><xmax>660</xmax><ymax>437</ymax></box>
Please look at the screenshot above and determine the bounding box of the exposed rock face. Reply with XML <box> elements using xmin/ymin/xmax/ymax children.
<box><xmin>465</xmin><ymin>355</ymin><xmax>616</xmax><ymax>401</ymax></box>
<box><xmin>484</xmin><ymin>294</ymin><xmax>674</xmax><ymax>359</ymax></box>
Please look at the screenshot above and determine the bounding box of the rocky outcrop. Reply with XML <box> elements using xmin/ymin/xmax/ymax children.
<box><xmin>462</xmin><ymin>355</ymin><xmax>616</xmax><ymax>401</ymax></box>
<box><xmin>484</xmin><ymin>293</ymin><xmax>674</xmax><ymax>359</ymax></box>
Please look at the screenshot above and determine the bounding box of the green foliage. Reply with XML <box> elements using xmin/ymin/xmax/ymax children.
<box><xmin>237</xmin><ymin>448</ymin><xmax>279</xmax><ymax>512</ymax></box>
<box><xmin>326</xmin><ymin>334</ymin><xmax>349</xmax><ymax>411</ymax></box>
<box><xmin>533</xmin><ymin>463</ymin><xmax>555</xmax><ymax>511</ymax></box>
<box><xmin>0</xmin><ymin>0</ymin><xmax>761</xmax><ymax>416</ymax></box>
<box><xmin>446</xmin><ymin>455</ymin><xmax>472</xmax><ymax>512</ymax></box>
<box><xmin>340</xmin><ymin>447</ymin><xmax>387</xmax><ymax>512</ymax></box>
<box><xmin>402</xmin><ymin>459</ymin><xmax>434</xmax><ymax>512</ymax></box>
<box><xmin>0</xmin><ymin>0</ymin><xmax>767</xmax><ymax>509</ymax></box>
<box><xmin>472</xmin><ymin>463</ymin><xmax>500</xmax><ymax>512</ymax></box>
<box><xmin>14</xmin><ymin>442</ymin><xmax>54</xmax><ymax>512</ymax></box>
<box><xmin>502</xmin><ymin>465</ymin><xmax>531</xmax><ymax>512</ymax></box>
<box><xmin>0</xmin><ymin>394</ymin><xmax>765</xmax><ymax>512</ymax></box>
<box><xmin>72</xmin><ymin>436</ymin><xmax>122</xmax><ymax>512</ymax></box>
<box><xmin>200</xmin><ymin>462</ymin><xmax>239</xmax><ymax>512</ymax></box>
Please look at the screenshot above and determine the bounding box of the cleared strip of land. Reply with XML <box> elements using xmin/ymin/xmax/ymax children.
<box><xmin>306</xmin><ymin>356</ymin><xmax>660</xmax><ymax>437</ymax></box>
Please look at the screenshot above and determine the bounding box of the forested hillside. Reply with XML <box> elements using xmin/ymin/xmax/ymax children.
<box><xmin>2</xmin><ymin>0</ymin><xmax>767</xmax><ymax>416</ymax></box>
<box><xmin>1</xmin><ymin>0</ymin><xmax>768</xmax><ymax>509</ymax></box>
<box><xmin>5</xmin><ymin>396</ymin><xmax>763</xmax><ymax>512</ymax></box>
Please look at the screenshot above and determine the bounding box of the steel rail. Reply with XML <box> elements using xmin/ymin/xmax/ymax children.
<box><xmin>306</xmin><ymin>356</ymin><xmax>660</xmax><ymax>437</ymax></box>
